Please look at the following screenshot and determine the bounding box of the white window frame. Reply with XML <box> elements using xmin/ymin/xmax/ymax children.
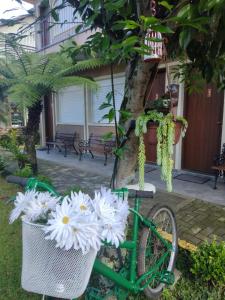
<box><xmin>56</xmin><ymin>85</ymin><xmax>85</xmax><ymax>125</ymax></box>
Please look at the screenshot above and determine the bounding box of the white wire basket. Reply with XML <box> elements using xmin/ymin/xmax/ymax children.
<box><xmin>21</xmin><ymin>220</ymin><xmax>97</xmax><ymax>299</ymax></box>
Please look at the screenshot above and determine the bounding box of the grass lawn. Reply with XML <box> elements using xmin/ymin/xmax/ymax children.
<box><xmin>0</xmin><ymin>176</ymin><xmax>40</xmax><ymax>300</ymax></box>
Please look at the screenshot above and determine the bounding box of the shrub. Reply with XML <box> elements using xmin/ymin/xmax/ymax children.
<box><xmin>14</xmin><ymin>165</ymin><xmax>33</xmax><ymax>178</ymax></box>
<box><xmin>190</xmin><ymin>239</ymin><xmax>225</xmax><ymax>287</ymax></box>
<box><xmin>162</xmin><ymin>278</ymin><xmax>225</xmax><ymax>300</ymax></box>
<box><xmin>0</xmin><ymin>155</ymin><xmax>6</xmax><ymax>172</ymax></box>
<box><xmin>0</xmin><ymin>130</ymin><xmax>29</xmax><ymax>168</ymax></box>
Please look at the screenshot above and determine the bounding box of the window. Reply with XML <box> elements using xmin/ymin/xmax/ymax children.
<box><xmin>57</xmin><ymin>86</ymin><xmax>84</xmax><ymax>124</ymax></box>
<box><xmin>91</xmin><ymin>76</ymin><xmax>125</xmax><ymax>124</ymax></box>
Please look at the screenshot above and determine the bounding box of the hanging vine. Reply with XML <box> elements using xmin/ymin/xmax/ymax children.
<box><xmin>135</xmin><ymin>110</ymin><xmax>188</xmax><ymax>192</ymax></box>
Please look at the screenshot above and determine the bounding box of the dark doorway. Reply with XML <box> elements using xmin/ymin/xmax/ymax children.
<box><xmin>144</xmin><ymin>69</ymin><xmax>166</xmax><ymax>163</ymax></box>
<box><xmin>44</xmin><ymin>95</ymin><xmax>54</xmax><ymax>142</ymax></box>
<box><xmin>182</xmin><ymin>84</ymin><xmax>224</xmax><ymax>173</ymax></box>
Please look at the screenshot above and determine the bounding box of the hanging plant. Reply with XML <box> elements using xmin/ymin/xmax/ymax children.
<box><xmin>135</xmin><ymin>110</ymin><xmax>188</xmax><ymax>192</ymax></box>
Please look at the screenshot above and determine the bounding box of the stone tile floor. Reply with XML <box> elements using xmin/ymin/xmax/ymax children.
<box><xmin>37</xmin><ymin>149</ymin><xmax>225</xmax><ymax>206</ymax></box>
<box><xmin>38</xmin><ymin>159</ymin><xmax>225</xmax><ymax>246</ymax></box>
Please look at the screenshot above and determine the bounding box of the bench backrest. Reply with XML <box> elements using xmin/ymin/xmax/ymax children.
<box><xmin>55</xmin><ymin>132</ymin><xmax>79</xmax><ymax>144</ymax></box>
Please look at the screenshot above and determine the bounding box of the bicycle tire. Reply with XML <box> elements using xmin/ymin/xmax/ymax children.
<box><xmin>138</xmin><ymin>204</ymin><xmax>178</xmax><ymax>299</ymax></box>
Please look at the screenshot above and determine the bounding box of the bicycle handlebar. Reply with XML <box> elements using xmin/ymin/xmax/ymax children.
<box><xmin>6</xmin><ymin>175</ymin><xmax>29</xmax><ymax>187</ymax></box>
<box><xmin>128</xmin><ymin>189</ymin><xmax>153</xmax><ymax>199</ymax></box>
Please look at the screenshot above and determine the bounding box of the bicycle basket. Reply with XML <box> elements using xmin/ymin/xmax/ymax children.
<box><xmin>21</xmin><ymin>220</ymin><xmax>97</xmax><ymax>299</ymax></box>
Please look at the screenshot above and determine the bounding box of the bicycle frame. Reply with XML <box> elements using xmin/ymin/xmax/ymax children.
<box><xmin>24</xmin><ymin>179</ymin><xmax>174</xmax><ymax>297</ymax></box>
<box><xmin>92</xmin><ymin>195</ymin><xmax>173</xmax><ymax>295</ymax></box>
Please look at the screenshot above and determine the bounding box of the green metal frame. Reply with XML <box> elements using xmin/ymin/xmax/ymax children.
<box><xmin>24</xmin><ymin>180</ymin><xmax>175</xmax><ymax>299</ymax></box>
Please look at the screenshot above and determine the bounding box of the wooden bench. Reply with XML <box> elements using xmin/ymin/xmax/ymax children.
<box><xmin>212</xmin><ymin>143</ymin><xmax>225</xmax><ymax>189</ymax></box>
<box><xmin>46</xmin><ymin>132</ymin><xmax>79</xmax><ymax>157</ymax></box>
<box><xmin>78</xmin><ymin>133</ymin><xmax>116</xmax><ymax>166</ymax></box>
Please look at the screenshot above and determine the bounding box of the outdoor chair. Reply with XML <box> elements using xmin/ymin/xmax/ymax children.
<box><xmin>212</xmin><ymin>143</ymin><xmax>225</xmax><ymax>189</ymax></box>
<box><xmin>46</xmin><ymin>131</ymin><xmax>79</xmax><ymax>157</ymax></box>
<box><xmin>78</xmin><ymin>133</ymin><xmax>116</xmax><ymax>166</ymax></box>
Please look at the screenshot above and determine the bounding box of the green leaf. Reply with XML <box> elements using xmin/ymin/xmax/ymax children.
<box><xmin>118</xmin><ymin>124</ymin><xmax>126</xmax><ymax>136</ymax></box>
<box><xmin>179</xmin><ymin>29</ymin><xmax>191</xmax><ymax>49</ymax></box>
<box><xmin>113</xmin><ymin>20</ymin><xmax>140</xmax><ymax>30</ymax></box>
<box><xmin>151</xmin><ymin>25</ymin><xmax>174</xmax><ymax>34</ymax></box>
<box><xmin>119</xmin><ymin>109</ymin><xmax>132</xmax><ymax>121</ymax></box>
<box><xmin>108</xmin><ymin>108</ymin><xmax>116</xmax><ymax>122</ymax></box>
<box><xmin>102</xmin><ymin>132</ymin><xmax>114</xmax><ymax>141</ymax></box>
<box><xmin>99</xmin><ymin>102</ymin><xmax>112</xmax><ymax>110</ymax></box>
<box><xmin>159</xmin><ymin>1</ymin><xmax>173</xmax><ymax>11</ymax></box>
<box><xmin>51</xmin><ymin>9</ymin><xmax>59</xmax><ymax>22</ymax></box>
<box><xmin>140</xmin><ymin>16</ymin><xmax>158</xmax><ymax>27</ymax></box>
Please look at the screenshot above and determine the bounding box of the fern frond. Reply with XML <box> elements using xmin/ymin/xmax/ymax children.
<box><xmin>58</xmin><ymin>58</ymin><xmax>106</xmax><ymax>76</ymax></box>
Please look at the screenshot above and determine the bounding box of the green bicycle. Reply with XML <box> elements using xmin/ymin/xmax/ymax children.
<box><xmin>7</xmin><ymin>176</ymin><xmax>178</xmax><ymax>300</ymax></box>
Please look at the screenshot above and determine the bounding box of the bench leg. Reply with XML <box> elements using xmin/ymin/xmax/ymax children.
<box><xmin>104</xmin><ymin>152</ymin><xmax>107</xmax><ymax>166</ymax></box>
<box><xmin>47</xmin><ymin>144</ymin><xmax>50</xmax><ymax>154</ymax></box>
<box><xmin>64</xmin><ymin>145</ymin><xmax>67</xmax><ymax>157</ymax></box>
<box><xmin>73</xmin><ymin>145</ymin><xmax>79</xmax><ymax>155</ymax></box>
<box><xmin>79</xmin><ymin>150</ymin><xmax>83</xmax><ymax>161</ymax></box>
<box><xmin>89</xmin><ymin>150</ymin><xmax>94</xmax><ymax>159</ymax></box>
<box><xmin>214</xmin><ymin>171</ymin><xmax>219</xmax><ymax>189</ymax></box>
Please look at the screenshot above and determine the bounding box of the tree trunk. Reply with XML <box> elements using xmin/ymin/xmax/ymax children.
<box><xmin>114</xmin><ymin>58</ymin><xmax>158</xmax><ymax>188</ymax></box>
<box><xmin>24</xmin><ymin>100</ymin><xmax>43</xmax><ymax>174</ymax></box>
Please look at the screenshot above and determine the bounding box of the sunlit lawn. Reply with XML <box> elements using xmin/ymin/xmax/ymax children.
<box><xmin>0</xmin><ymin>176</ymin><xmax>40</xmax><ymax>300</ymax></box>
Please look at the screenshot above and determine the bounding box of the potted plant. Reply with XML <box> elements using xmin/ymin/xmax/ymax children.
<box><xmin>10</xmin><ymin>188</ymin><xmax>129</xmax><ymax>299</ymax></box>
<box><xmin>135</xmin><ymin>94</ymin><xmax>188</xmax><ymax>192</ymax></box>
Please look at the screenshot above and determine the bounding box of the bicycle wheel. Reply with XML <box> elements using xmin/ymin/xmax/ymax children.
<box><xmin>138</xmin><ymin>204</ymin><xmax>178</xmax><ymax>299</ymax></box>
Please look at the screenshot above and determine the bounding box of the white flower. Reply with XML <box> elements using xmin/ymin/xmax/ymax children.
<box><xmin>101</xmin><ymin>218</ymin><xmax>126</xmax><ymax>248</ymax></box>
<box><xmin>70</xmin><ymin>191</ymin><xmax>92</xmax><ymax>215</ymax></box>
<box><xmin>44</xmin><ymin>198</ymin><xmax>74</xmax><ymax>247</ymax></box>
<box><xmin>9</xmin><ymin>190</ymin><xmax>37</xmax><ymax>223</ymax></box>
<box><xmin>92</xmin><ymin>191</ymin><xmax>115</xmax><ymax>223</ymax></box>
<box><xmin>114</xmin><ymin>198</ymin><xmax>129</xmax><ymax>222</ymax></box>
<box><xmin>44</xmin><ymin>198</ymin><xmax>101</xmax><ymax>254</ymax></box>
<box><xmin>24</xmin><ymin>192</ymin><xmax>60</xmax><ymax>222</ymax></box>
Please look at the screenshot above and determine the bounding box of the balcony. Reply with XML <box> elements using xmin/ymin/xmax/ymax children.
<box><xmin>37</xmin><ymin>5</ymin><xmax>82</xmax><ymax>51</ymax></box>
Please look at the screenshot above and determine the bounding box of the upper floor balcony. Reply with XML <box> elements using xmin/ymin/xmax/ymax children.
<box><xmin>36</xmin><ymin>2</ymin><xmax>84</xmax><ymax>52</ymax></box>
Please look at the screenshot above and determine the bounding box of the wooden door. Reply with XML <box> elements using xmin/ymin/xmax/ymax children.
<box><xmin>145</xmin><ymin>69</ymin><xmax>166</xmax><ymax>163</ymax></box>
<box><xmin>44</xmin><ymin>95</ymin><xmax>54</xmax><ymax>142</ymax></box>
<box><xmin>182</xmin><ymin>84</ymin><xmax>224</xmax><ymax>173</ymax></box>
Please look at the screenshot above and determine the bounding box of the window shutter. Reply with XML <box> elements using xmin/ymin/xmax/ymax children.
<box><xmin>57</xmin><ymin>86</ymin><xmax>84</xmax><ymax>124</ymax></box>
<box><xmin>91</xmin><ymin>76</ymin><xmax>125</xmax><ymax>123</ymax></box>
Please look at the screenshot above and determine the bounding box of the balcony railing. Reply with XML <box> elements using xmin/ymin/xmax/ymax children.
<box><xmin>37</xmin><ymin>5</ymin><xmax>82</xmax><ymax>51</ymax></box>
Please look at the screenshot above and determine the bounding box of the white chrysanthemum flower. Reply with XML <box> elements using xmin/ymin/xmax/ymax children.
<box><xmin>9</xmin><ymin>190</ymin><xmax>38</xmax><ymax>223</ymax></box>
<box><xmin>70</xmin><ymin>191</ymin><xmax>92</xmax><ymax>215</ymax></box>
<box><xmin>24</xmin><ymin>192</ymin><xmax>60</xmax><ymax>222</ymax></box>
<box><xmin>45</xmin><ymin>199</ymin><xmax>101</xmax><ymax>254</ymax></box>
<box><xmin>44</xmin><ymin>198</ymin><xmax>74</xmax><ymax>246</ymax></box>
<box><xmin>92</xmin><ymin>191</ymin><xmax>115</xmax><ymax>223</ymax></box>
<box><xmin>101</xmin><ymin>218</ymin><xmax>126</xmax><ymax>248</ymax></box>
<box><xmin>114</xmin><ymin>198</ymin><xmax>129</xmax><ymax>222</ymax></box>
<box><xmin>69</xmin><ymin>215</ymin><xmax>101</xmax><ymax>254</ymax></box>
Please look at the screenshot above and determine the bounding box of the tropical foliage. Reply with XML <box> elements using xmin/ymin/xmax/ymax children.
<box><xmin>0</xmin><ymin>34</ymin><xmax>97</xmax><ymax>172</ymax></box>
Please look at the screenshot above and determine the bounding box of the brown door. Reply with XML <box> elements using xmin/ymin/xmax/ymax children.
<box><xmin>145</xmin><ymin>69</ymin><xmax>166</xmax><ymax>163</ymax></box>
<box><xmin>44</xmin><ymin>95</ymin><xmax>54</xmax><ymax>142</ymax></box>
<box><xmin>182</xmin><ymin>84</ymin><xmax>224</xmax><ymax>173</ymax></box>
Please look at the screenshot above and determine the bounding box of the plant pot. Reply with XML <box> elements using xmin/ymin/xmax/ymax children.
<box><xmin>144</xmin><ymin>121</ymin><xmax>183</xmax><ymax>145</ymax></box>
<box><xmin>21</xmin><ymin>220</ymin><xmax>97</xmax><ymax>299</ymax></box>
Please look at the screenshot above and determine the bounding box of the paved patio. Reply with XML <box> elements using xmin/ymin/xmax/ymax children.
<box><xmin>37</xmin><ymin>155</ymin><xmax>225</xmax><ymax>246</ymax></box>
<box><xmin>37</xmin><ymin>149</ymin><xmax>225</xmax><ymax>205</ymax></box>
